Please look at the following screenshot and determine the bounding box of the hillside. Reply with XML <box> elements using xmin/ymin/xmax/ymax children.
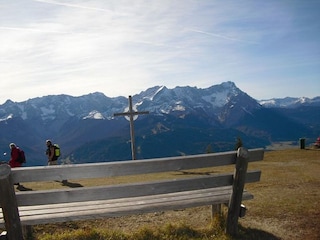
<box><xmin>11</xmin><ymin>148</ymin><xmax>320</xmax><ymax>240</ymax></box>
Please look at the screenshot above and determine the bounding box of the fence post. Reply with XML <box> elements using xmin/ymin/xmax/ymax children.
<box><xmin>0</xmin><ymin>164</ymin><xmax>23</xmax><ymax>240</ymax></box>
<box><xmin>299</xmin><ymin>138</ymin><xmax>306</xmax><ymax>149</ymax></box>
<box><xmin>226</xmin><ymin>147</ymin><xmax>249</xmax><ymax>236</ymax></box>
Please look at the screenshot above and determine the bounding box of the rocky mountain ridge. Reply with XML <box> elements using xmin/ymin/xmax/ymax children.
<box><xmin>0</xmin><ymin>81</ymin><xmax>318</xmax><ymax>165</ymax></box>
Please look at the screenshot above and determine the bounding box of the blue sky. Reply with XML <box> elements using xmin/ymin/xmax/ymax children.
<box><xmin>1</xmin><ymin>0</ymin><xmax>319</xmax><ymax>104</ymax></box>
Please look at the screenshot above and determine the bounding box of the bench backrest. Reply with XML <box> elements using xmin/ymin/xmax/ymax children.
<box><xmin>9</xmin><ymin>148</ymin><xmax>264</xmax><ymax>207</ymax></box>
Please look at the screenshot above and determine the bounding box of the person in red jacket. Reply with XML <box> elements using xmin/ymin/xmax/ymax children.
<box><xmin>8</xmin><ymin>143</ymin><xmax>24</xmax><ymax>189</ymax></box>
<box><xmin>9</xmin><ymin>143</ymin><xmax>22</xmax><ymax>168</ymax></box>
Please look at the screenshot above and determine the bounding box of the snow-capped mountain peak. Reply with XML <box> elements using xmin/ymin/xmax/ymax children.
<box><xmin>259</xmin><ymin>96</ymin><xmax>320</xmax><ymax>108</ymax></box>
<box><xmin>0</xmin><ymin>81</ymin><xmax>319</xmax><ymax>166</ymax></box>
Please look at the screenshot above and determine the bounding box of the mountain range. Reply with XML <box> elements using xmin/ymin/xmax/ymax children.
<box><xmin>0</xmin><ymin>81</ymin><xmax>319</xmax><ymax>166</ymax></box>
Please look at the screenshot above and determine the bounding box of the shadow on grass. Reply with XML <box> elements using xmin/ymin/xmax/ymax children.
<box><xmin>16</xmin><ymin>185</ymin><xmax>33</xmax><ymax>191</ymax></box>
<box><xmin>175</xmin><ymin>170</ymin><xmax>216</xmax><ymax>175</ymax></box>
<box><xmin>61</xmin><ymin>180</ymin><xmax>83</xmax><ymax>188</ymax></box>
<box><xmin>235</xmin><ymin>225</ymin><xmax>281</xmax><ymax>240</ymax></box>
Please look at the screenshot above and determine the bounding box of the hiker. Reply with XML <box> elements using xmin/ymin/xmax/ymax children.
<box><xmin>46</xmin><ymin>139</ymin><xmax>58</xmax><ymax>165</ymax></box>
<box><xmin>9</xmin><ymin>143</ymin><xmax>23</xmax><ymax>168</ymax></box>
<box><xmin>9</xmin><ymin>143</ymin><xmax>24</xmax><ymax>189</ymax></box>
<box><xmin>45</xmin><ymin>139</ymin><xmax>67</xmax><ymax>184</ymax></box>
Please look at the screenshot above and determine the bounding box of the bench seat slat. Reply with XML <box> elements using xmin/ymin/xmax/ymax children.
<box><xmin>18</xmin><ymin>186</ymin><xmax>237</xmax><ymax>212</ymax></box>
<box><xmin>14</xmin><ymin>171</ymin><xmax>261</xmax><ymax>206</ymax></box>
<box><xmin>0</xmin><ymin>187</ymin><xmax>254</xmax><ymax>227</ymax></box>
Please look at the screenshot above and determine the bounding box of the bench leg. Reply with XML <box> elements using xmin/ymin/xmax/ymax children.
<box><xmin>211</xmin><ymin>204</ymin><xmax>222</xmax><ymax>218</ymax></box>
<box><xmin>0</xmin><ymin>164</ymin><xmax>23</xmax><ymax>240</ymax></box>
<box><xmin>22</xmin><ymin>225</ymin><xmax>33</xmax><ymax>239</ymax></box>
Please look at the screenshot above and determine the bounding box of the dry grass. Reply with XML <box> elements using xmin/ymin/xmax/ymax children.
<box><xmin>3</xmin><ymin>148</ymin><xmax>320</xmax><ymax>239</ymax></box>
<box><xmin>241</xmin><ymin>149</ymin><xmax>320</xmax><ymax>240</ymax></box>
<box><xmin>241</xmin><ymin>148</ymin><xmax>320</xmax><ymax>240</ymax></box>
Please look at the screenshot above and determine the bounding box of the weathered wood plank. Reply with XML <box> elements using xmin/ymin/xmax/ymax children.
<box><xmin>15</xmin><ymin>186</ymin><xmax>253</xmax><ymax>212</ymax></box>
<box><xmin>11</xmin><ymin>149</ymin><xmax>264</xmax><ymax>183</ymax></box>
<box><xmin>227</xmin><ymin>147</ymin><xmax>249</xmax><ymax>235</ymax></box>
<box><xmin>18</xmin><ymin>187</ymin><xmax>238</xmax><ymax>216</ymax></box>
<box><xmin>15</xmin><ymin>171</ymin><xmax>260</xmax><ymax>206</ymax></box>
<box><xmin>1</xmin><ymin>187</ymin><xmax>254</xmax><ymax>227</ymax></box>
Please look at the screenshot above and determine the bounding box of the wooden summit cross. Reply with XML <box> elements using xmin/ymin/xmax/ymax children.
<box><xmin>113</xmin><ymin>95</ymin><xmax>149</xmax><ymax>160</ymax></box>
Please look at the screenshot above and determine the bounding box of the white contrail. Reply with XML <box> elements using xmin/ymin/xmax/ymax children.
<box><xmin>0</xmin><ymin>26</ymin><xmax>69</xmax><ymax>34</ymax></box>
<box><xmin>187</xmin><ymin>28</ymin><xmax>258</xmax><ymax>45</ymax></box>
<box><xmin>33</xmin><ymin>0</ymin><xmax>115</xmax><ymax>14</ymax></box>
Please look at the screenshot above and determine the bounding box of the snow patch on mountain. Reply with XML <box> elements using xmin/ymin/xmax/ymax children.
<box><xmin>137</xmin><ymin>86</ymin><xmax>166</xmax><ymax>103</ymax></box>
<box><xmin>202</xmin><ymin>91</ymin><xmax>229</xmax><ymax>108</ymax></box>
<box><xmin>146</xmin><ymin>86</ymin><xmax>165</xmax><ymax>101</ymax></box>
<box><xmin>83</xmin><ymin>110</ymin><xmax>105</xmax><ymax>120</ymax></box>
<box><xmin>0</xmin><ymin>114</ymin><xmax>13</xmax><ymax>122</ymax></box>
<box><xmin>160</xmin><ymin>109</ymin><xmax>170</xmax><ymax>114</ymax></box>
<box><xmin>173</xmin><ymin>103</ymin><xmax>185</xmax><ymax>111</ymax></box>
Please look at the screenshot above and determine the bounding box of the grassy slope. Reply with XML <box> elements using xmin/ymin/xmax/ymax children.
<box><xmin>240</xmin><ymin>148</ymin><xmax>320</xmax><ymax>240</ymax></box>
<box><xmin>3</xmin><ymin>148</ymin><xmax>320</xmax><ymax>239</ymax></box>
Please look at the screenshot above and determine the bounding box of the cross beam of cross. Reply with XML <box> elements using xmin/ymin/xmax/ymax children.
<box><xmin>113</xmin><ymin>95</ymin><xmax>149</xmax><ymax>160</ymax></box>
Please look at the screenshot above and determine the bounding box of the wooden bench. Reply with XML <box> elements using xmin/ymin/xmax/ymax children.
<box><xmin>0</xmin><ymin>147</ymin><xmax>264</xmax><ymax>239</ymax></box>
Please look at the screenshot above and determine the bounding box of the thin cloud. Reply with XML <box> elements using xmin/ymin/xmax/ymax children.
<box><xmin>0</xmin><ymin>26</ymin><xmax>69</xmax><ymax>34</ymax></box>
<box><xmin>33</xmin><ymin>0</ymin><xmax>125</xmax><ymax>15</ymax></box>
<box><xmin>187</xmin><ymin>28</ymin><xmax>259</xmax><ymax>45</ymax></box>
